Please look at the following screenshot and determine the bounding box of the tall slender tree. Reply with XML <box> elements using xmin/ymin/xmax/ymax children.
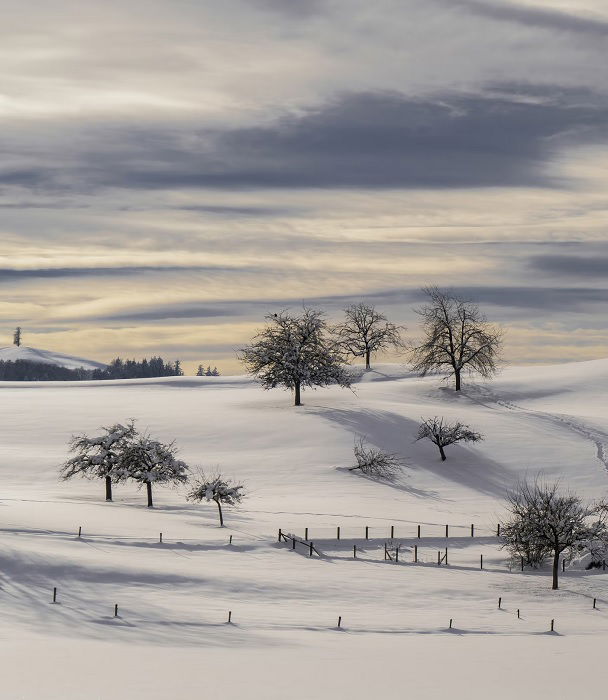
<box><xmin>13</xmin><ymin>327</ymin><xmax>21</xmax><ymax>347</ymax></box>
<box><xmin>60</xmin><ymin>421</ymin><xmax>138</xmax><ymax>501</ymax></box>
<box><xmin>335</xmin><ymin>303</ymin><xmax>404</xmax><ymax>370</ymax></box>
<box><xmin>239</xmin><ymin>308</ymin><xmax>351</xmax><ymax>406</ymax></box>
<box><xmin>410</xmin><ymin>287</ymin><xmax>502</xmax><ymax>391</ymax></box>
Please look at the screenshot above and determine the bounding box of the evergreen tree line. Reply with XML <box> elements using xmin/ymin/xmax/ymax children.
<box><xmin>0</xmin><ymin>359</ymin><xmax>91</xmax><ymax>381</ymax></box>
<box><xmin>91</xmin><ymin>356</ymin><xmax>184</xmax><ymax>380</ymax></box>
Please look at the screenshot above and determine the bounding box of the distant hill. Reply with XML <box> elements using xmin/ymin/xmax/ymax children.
<box><xmin>0</xmin><ymin>346</ymin><xmax>106</xmax><ymax>371</ymax></box>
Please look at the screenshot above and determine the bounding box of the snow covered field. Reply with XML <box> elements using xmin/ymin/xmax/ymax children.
<box><xmin>2</xmin><ymin>360</ymin><xmax>608</xmax><ymax>699</ymax></box>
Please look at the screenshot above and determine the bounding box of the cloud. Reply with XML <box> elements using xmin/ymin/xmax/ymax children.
<box><xmin>529</xmin><ymin>254</ymin><xmax>608</xmax><ymax>277</ymax></box>
<box><xmin>3</xmin><ymin>84</ymin><xmax>608</xmax><ymax>194</ymax></box>
<box><xmin>435</xmin><ymin>0</ymin><xmax>608</xmax><ymax>38</ymax></box>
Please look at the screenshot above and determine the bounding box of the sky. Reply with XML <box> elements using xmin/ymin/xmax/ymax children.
<box><xmin>1</xmin><ymin>0</ymin><xmax>607</xmax><ymax>373</ymax></box>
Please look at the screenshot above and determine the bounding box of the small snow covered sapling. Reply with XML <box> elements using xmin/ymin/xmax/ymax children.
<box><xmin>416</xmin><ymin>416</ymin><xmax>482</xmax><ymax>461</ymax></box>
<box><xmin>60</xmin><ymin>421</ymin><xmax>138</xmax><ymax>501</ymax></box>
<box><xmin>118</xmin><ymin>435</ymin><xmax>189</xmax><ymax>507</ymax></box>
<box><xmin>186</xmin><ymin>472</ymin><xmax>245</xmax><ymax>527</ymax></box>
<box><xmin>349</xmin><ymin>437</ymin><xmax>402</xmax><ymax>479</ymax></box>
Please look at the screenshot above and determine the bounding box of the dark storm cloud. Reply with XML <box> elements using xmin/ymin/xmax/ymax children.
<box><xmin>436</xmin><ymin>0</ymin><xmax>608</xmax><ymax>38</ymax></box>
<box><xmin>529</xmin><ymin>255</ymin><xmax>608</xmax><ymax>278</ymax></box>
<box><xmin>3</xmin><ymin>84</ymin><xmax>608</xmax><ymax>193</ymax></box>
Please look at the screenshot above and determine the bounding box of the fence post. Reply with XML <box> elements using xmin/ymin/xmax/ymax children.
<box><xmin>497</xmin><ymin>523</ymin><xmax>501</xmax><ymax>537</ymax></box>
<box><xmin>550</xmin><ymin>619</ymin><xmax>554</xmax><ymax>632</ymax></box>
<box><xmin>480</xmin><ymin>554</ymin><xmax>483</xmax><ymax>570</ymax></box>
<box><xmin>305</xmin><ymin>527</ymin><xmax>308</xmax><ymax>541</ymax></box>
<box><xmin>445</xmin><ymin>547</ymin><xmax>448</xmax><ymax>565</ymax></box>
<box><xmin>517</xmin><ymin>609</ymin><xmax>520</xmax><ymax>619</ymax></box>
<box><xmin>159</xmin><ymin>533</ymin><xmax>163</xmax><ymax>544</ymax></box>
<box><xmin>521</xmin><ymin>556</ymin><xmax>524</xmax><ymax>571</ymax></box>
<box><xmin>229</xmin><ymin>535</ymin><xmax>233</xmax><ymax>545</ymax></box>
<box><xmin>470</xmin><ymin>524</ymin><xmax>474</xmax><ymax>537</ymax></box>
<box><xmin>278</xmin><ymin>528</ymin><xmax>282</xmax><ymax>542</ymax></box>
<box><xmin>52</xmin><ymin>587</ymin><xmax>57</xmax><ymax>604</ymax></box>
<box><xmin>228</xmin><ymin>611</ymin><xmax>232</xmax><ymax>623</ymax></box>
<box><xmin>78</xmin><ymin>526</ymin><xmax>82</xmax><ymax>538</ymax></box>
<box><xmin>414</xmin><ymin>545</ymin><xmax>418</xmax><ymax>563</ymax></box>
<box><xmin>391</xmin><ymin>525</ymin><xmax>394</xmax><ymax>539</ymax></box>
<box><xmin>337</xmin><ymin>526</ymin><xmax>340</xmax><ymax>541</ymax></box>
<box><xmin>562</xmin><ymin>558</ymin><xmax>565</xmax><ymax>573</ymax></box>
<box><xmin>353</xmin><ymin>544</ymin><xmax>357</xmax><ymax>559</ymax></box>
<box><xmin>437</xmin><ymin>550</ymin><xmax>441</xmax><ymax>566</ymax></box>
<box><xmin>365</xmin><ymin>526</ymin><xmax>369</xmax><ymax>540</ymax></box>
<box><xmin>603</xmin><ymin>560</ymin><xmax>606</xmax><ymax>571</ymax></box>
<box><xmin>395</xmin><ymin>546</ymin><xmax>399</xmax><ymax>563</ymax></box>
<box><xmin>114</xmin><ymin>604</ymin><xmax>118</xmax><ymax>617</ymax></box>
<box><xmin>292</xmin><ymin>537</ymin><xmax>296</xmax><ymax>550</ymax></box>
<box><xmin>445</xmin><ymin>524</ymin><xmax>449</xmax><ymax>538</ymax></box>
<box><xmin>449</xmin><ymin>618</ymin><xmax>453</xmax><ymax>629</ymax></box>
<box><xmin>498</xmin><ymin>597</ymin><xmax>502</xmax><ymax>609</ymax></box>
<box><xmin>309</xmin><ymin>542</ymin><xmax>314</xmax><ymax>557</ymax></box>
<box><xmin>417</xmin><ymin>525</ymin><xmax>421</xmax><ymax>539</ymax></box>
<box><xmin>337</xmin><ymin>616</ymin><xmax>342</xmax><ymax>628</ymax></box>
<box><xmin>593</xmin><ymin>598</ymin><xmax>597</xmax><ymax>609</ymax></box>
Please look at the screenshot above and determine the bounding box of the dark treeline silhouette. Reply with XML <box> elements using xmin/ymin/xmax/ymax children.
<box><xmin>0</xmin><ymin>360</ymin><xmax>90</xmax><ymax>381</ymax></box>
<box><xmin>91</xmin><ymin>357</ymin><xmax>184</xmax><ymax>380</ymax></box>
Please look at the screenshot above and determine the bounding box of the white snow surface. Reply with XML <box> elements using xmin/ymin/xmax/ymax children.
<box><xmin>2</xmin><ymin>360</ymin><xmax>608</xmax><ymax>698</ymax></box>
<box><xmin>0</xmin><ymin>344</ymin><xmax>106</xmax><ymax>370</ymax></box>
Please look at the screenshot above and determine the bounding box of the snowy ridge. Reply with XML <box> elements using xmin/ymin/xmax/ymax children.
<box><xmin>0</xmin><ymin>345</ymin><xmax>106</xmax><ymax>370</ymax></box>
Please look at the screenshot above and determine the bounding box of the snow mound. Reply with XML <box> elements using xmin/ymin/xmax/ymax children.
<box><xmin>0</xmin><ymin>345</ymin><xmax>106</xmax><ymax>370</ymax></box>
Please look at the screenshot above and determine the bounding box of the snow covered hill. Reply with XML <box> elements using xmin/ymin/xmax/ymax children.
<box><xmin>0</xmin><ymin>344</ymin><xmax>106</xmax><ymax>370</ymax></box>
<box><xmin>1</xmin><ymin>359</ymin><xmax>608</xmax><ymax>699</ymax></box>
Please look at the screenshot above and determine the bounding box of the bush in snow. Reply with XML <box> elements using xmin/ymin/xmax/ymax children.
<box><xmin>349</xmin><ymin>437</ymin><xmax>402</xmax><ymax>479</ymax></box>
<box><xmin>410</xmin><ymin>286</ymin><xmax>502</xmax><ymax>391</ymax></box>
<box><xmin>334</xmin><ymin>303</ymin><xmax>405</xmax><ymax>371</ymax></box>
<box><xmin>500</xmin><ymin>480</ymin><xmax>608</xmax><ymax>590</ymax></box>
<box><xmin>416</xmin><ymin>416</ymin><xmax>482</xmax><ymax>461</ymax></box>
<box><xmin>60</xmin><ymin>421</ymin><xmax>138</xmax><ymax>501</ymax></box>
<box><xmin>186</xmin><ymin>471</ymin><xmax>245</xmax><ymax>526</ymax></box>
<box><xmin>239</xmin><ymin>308</ymin><xmax>351</xmax><ymax>406</ymax></box>
<box><xmin>118</xmin><ymin>435</ymin><xmax>189</xmax><ymax>507</ymax></box>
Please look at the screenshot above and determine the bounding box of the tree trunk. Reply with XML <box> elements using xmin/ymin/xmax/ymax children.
<box><xmin>455</xmin><ymin>369</ymin><xmax>461</xmax><ymax>391</ymax></box>
<box><xmin>439</xmin><ymin>445</ymin><xmax>447</xmax><ymax>461</ymax></box>
<box><xmin>294</xmin><ymin>381</ymin><xmax>301</xmax><ymax>406</ymax></box>
<box><xmin>105</xmin><ymin>476</ymin><xmax>112</xmax><ymax>501</ymax></box>
<box><xmin>552</xmin><ymin>549</ymin><xmax>560</xmax><ymax>590</ymax></box>
<box><xmin>365</xmin><ymin>350</ymin><xmax>371</xmax><ymax>371</ymax></box>
<box><xmin>147</xmin><ymin>481</ymin><xmax>153</xmax><ymax>508</ymax></box>
<box><xmin>216</xmin><ymin>498</ymin><xmax>224</xmax><ymax>527</ymax></box>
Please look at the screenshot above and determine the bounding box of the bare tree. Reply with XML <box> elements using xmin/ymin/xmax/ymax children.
<box><xmin>416</xmin><ymin>416</ymin><xmax>483</xmax><ymax>461</ymax></box>
<box><xmin>13</xmin><ymin>327</ymin><xmax>21</xmax><ymax>347</ymax></box>
<box><xmin>239</xmin><ymin>308</ymin><xmax>351</xmax><ymax>406</ymax></box>
<box><xmin>410</xmin><ymin>287</ymin><xmax>502</xmax><ymax>391</ymax></box>
<box><xmin>500</xmin><ymin>480</ymin><xmax>608</xmax><ymax>589</ymax></box>
<box><xmin>335</xmin><ymin>303</ymin><xmax>404</xmax><ymax>370</ymax></box>
<box><xmin>186</xmin><ymin>471</ymin><xmax>245</xmax><ymax>526</ymax></box>
<box><xmin>118</xmin><ymin>435</ymin><xmax>189</xmax><ymax>507</ymax></box>
<box><xmin>60</xmin><ymin>421</ymin><xmax>137</xmax><ymax>501</ymax></box>
<box><xmin>348</xmin><ymin>437</ymin><xmax>402</xmax><ymax>479</ymax></box>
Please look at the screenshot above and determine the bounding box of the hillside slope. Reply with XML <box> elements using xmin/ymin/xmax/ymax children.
<box><xmin>1</xmin><ymin>360</ymin><xmax>607</xmax><ymax>699</ymax></box>
<box><xmin>0</xmin><ymin>345</ymin><xmax>106</xmax><ymax>370</ymax></box>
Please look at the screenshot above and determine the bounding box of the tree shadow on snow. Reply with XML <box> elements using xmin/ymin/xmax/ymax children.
<box><xmin>308</xmin><ymin>406</ymin><xmax>513</xmax><ymax>498</ymax></box>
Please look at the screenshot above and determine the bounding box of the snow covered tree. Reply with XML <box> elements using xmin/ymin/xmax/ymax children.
<box><xmin>13</xmin><ymin>327</ymin><xmax>21</xmax><ymax>347</ymax></box>
<box><xmin>118</xmin><ymin>435</ymin><xmax>189</xmax><ymax>507</ymax></box>
<box><xmin>416</xmin><ymin>416</ymin><xmax>482</xmax><ymax>461</ymax></box>
<box><xmin>60</xmin><ymin>421</ymin><xmax>138</xmax><ymax>501</ymax></box>
<box><xmin>239</xmin><ymin>308</ymin><xmax>351</xmax><ymax>406</ymax></box>
<box><xmin>186</xmin><ymin>471</ymin><xmax>245</xmax><ymax>526</ymax></box>
<box><xmin>349</xmin><ymin>437</ymin><xmax>402</xmax><ymax>479</ymax></box>
<box><xmin>211</xmin><ymin>367</ymin><xmax>220</xmax><ymax>376</ymax></box>
<box><xmin>335</xmin><ymin>303</ymin><xmax>404</xmax><ymax>370</ymax></box>
<box><xmin>410</xmin><ymin>287</ymin><xmax>502</xmax><ymax>391</ymax></box>
<box><xmin>500</xmin><ymin>480</ymin><xmax>608</xmax><ymax>590</ymax></box>
<box><xmin>196</xmin><ymin>364</ymin><xmax>205</xmax><ymax>376</ymax></box>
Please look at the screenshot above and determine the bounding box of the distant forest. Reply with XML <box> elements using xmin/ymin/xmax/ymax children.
<box><xmin>0</xmin><ymin>356</ymin><xmax>219</xmax><ymax>381</ymax></box>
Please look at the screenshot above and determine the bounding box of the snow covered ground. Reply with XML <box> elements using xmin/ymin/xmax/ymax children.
<box><xmin>1</xmin><ymin>360</ymin><xmax>608</xmax><ymax>698</ymax></box>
